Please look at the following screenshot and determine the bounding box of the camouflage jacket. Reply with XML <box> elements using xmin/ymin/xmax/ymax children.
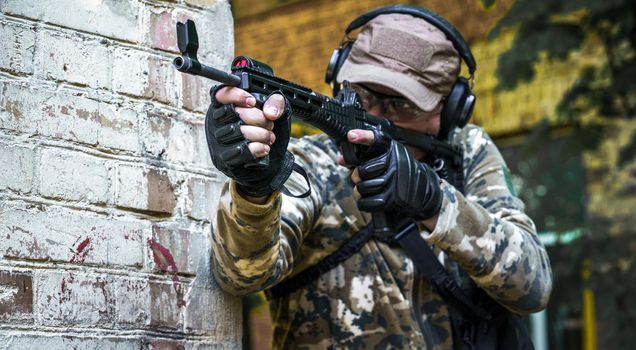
<box><xmin>213</xmin><ymin>124</ymin><xmax>552</xmax><ymax>349</ymax></box>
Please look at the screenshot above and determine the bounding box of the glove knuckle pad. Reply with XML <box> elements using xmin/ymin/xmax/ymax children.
<box><xmin>220</xmin><ymin>141</ymin><xmax>254</xmax><ymax>166</ymax></box>
<box><xmin>214</xmin><ymin>121</ymin><xmax>244</xmax><ymax>144</ymax></box>
<box><xmin>213</xmin><ymin>104</ymin><xmax>240</xmax><ymax>124</ymax></box>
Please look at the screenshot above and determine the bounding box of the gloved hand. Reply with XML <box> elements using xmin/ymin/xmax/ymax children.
<box><xmin>205</xmin><ymin>85</ymin><xmax>294</xmax><ymax>198</ymax></box>
<box><xmin>355</xmin><ymin>132</ymin><xmax>443</xmax><ymax>220</ymax></box>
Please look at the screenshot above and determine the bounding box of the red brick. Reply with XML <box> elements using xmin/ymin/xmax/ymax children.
<box><xmin>0</xmin><ymin>270</ymin><xmax>33</xmax><ymax>321</ymax></box>
<box><xmin>147</xmin><ymin>168</ymin><xmax>177</xmax><ymax>214</ymax></box>
<box><xmin>180</xmin><ymin>73</ymin><xmax>211</xmax><ymax>113</ymax></box>
<box><xmin>146</xmin><ymin>338</ymin><xmax>185</xmax><ymax>350</ymax></box>
<box><xmin>115</xmin><ymin>164</ymin><xmax>176</xmax><ymax>215</ymax></box>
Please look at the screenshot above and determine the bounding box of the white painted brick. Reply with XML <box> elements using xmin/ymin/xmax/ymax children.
<box><xmin>115</xmin><ymin>163</ymin><xmax>146</xmax><ymax>210</ymax></box>
<box><xmin>140</xmin><ymin>110</ymin><xmax>172</xmax><ymax>160</ymax></box>
<box><xmin>95</xmin><ymin>102</ymin><xmax>140</xmax><ymax>152</ymax></box>
<box><xmin>193</xmin><ymin>119</ymin><xmax>215</xmax><ymax>168</ymax></box>
<box><xmin>0</xmin><ymin>0</ymin><xmax>141</xmax><ymax>42</ymax></box>
<box><xmin>185</xmin><ymin>176</ymin><xmax>222</xmax><ymax>222</ymax></box>
<box><xmin>143</xmin><ymin>2</ymin><xmax>234</xmax><ymax>63</ymax></box>
<box><xmin>0</xmin><ymin>20</ymin><xmax>36</xmax><ymax>76</ymax></box>
<box><xmin>0</xmin><ymin>142</ymin><xmax>35</xmax><ymax>193</ymax></box>
<box><xmin>36</xmin><ymin>271</ymin><xmax>187</xmax><ymax>329</ymax></box>
<box><xmin>35</xmin><ymin>271</ymin><xmax>159</xmax><ymax>328</ymax></box>
<box><xmin>112</xmin><ymin>48</ymin><xmax>175</xmax><ymax>105</ymax></box>
<box><xmin>111</xmin><ymin>48</ymin><xmax>148</xmax><ymax>98</ymax></box>
<box><xmin>39</xmin><ymin>148</ymin><xmax>112</xmax><ymax>204</ymax></box>
<box><xmin>184</xmin><ymin>0</ymin><xmax>218</xmax><ymax>7</ymax></box>
<box><xmin>0</xmin><ymin>332</ymin><xmax>143</xmax><ymax>349</ymax></box>
<box><xmin>115</xmin><ymin>163</ymin><xmax>176</xmax><ymax>214</ymax></box>
<box><xmin>112</xmin><ymin>277</ymin><xmax>150</xmax><ymax>326</ymax></box>
<box><xmin>35</xmin><ymin>29</ymin><xmax>110</xmax><ymax>89</ymax></box>
<box><xmin>0</xmin><ymin>80</ymin><xmax>40</xmax><ymax>135</ymax></box>
<box><xmin>0</xmin><ymin>80</ymin><xmax>140</xmax><ymax>153</ymax></box>
<box><xmin>0</xmin><ymin>200</ymin><xmax>145</xmax><ymax>268</ymax></box>
<box><xmin>36</xmin><ymin>271</ymin><xmax>116</xmax><ymax>326</ymax></box>
<box><xmin>185</xmin><ymin>283</ymin><xmax>242</xmax><ymax>337</ymax></box>
<box><xmin>141</xmin><ymin>110</ymin><xmax>212</xmax><ymax>168</ymax></box>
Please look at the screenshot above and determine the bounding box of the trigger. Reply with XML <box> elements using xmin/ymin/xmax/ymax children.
<box><xmin>251</xmin><ymin>93</ymin><xmax>267</xmax><ymax>109</ymax></box>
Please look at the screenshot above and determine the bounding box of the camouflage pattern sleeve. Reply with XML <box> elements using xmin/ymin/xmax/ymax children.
<box><xmin>212</xmin><ymin>137</ymin><xmax>329</xmax><ymax>296</ymax></box>
<box><xmin>424</xmin><ymin>125</ymin><xmax>553</xmax><ymax>314</ymax></box>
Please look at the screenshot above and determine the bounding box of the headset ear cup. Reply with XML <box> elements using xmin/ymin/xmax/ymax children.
<box><xmin>325</xmin><ymin>48</ymin><xmax>342</xmax><ymax>85</ymax></box>
<box><xmin>439</xmin><ymin>77</ymin><xmax>473</xmax><ymax>139</ymax></box>
<box><xmin>458</xmin><ymin>93</ymin><xmax>475</xmax><ymax>128</ymax></box>
<box><xmin>326</xmin><ymin>41</ymin><xmax>353</xmax><ymax>96</ymax></box>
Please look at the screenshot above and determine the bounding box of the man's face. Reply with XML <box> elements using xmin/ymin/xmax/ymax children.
<box><xmin>351</xmin><ymin>83</ymin><xmax>441</xmax><ymax>160</ymax></box>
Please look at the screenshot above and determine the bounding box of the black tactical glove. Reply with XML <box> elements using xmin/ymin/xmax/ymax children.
<box><xmin>205</xmin><ymin>86</ymin><xmax>295</xmax><ymax>197</ymax></box>
<box><xmin>356</xmin><ymin>132</ymin><xmax>443</xmax><ymax>220</ymax></box>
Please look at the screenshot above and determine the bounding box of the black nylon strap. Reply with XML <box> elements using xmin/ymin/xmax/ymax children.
<box><xmin>395</xmin><ymin>221</ymin><xmax>492</xmax><ymax>321</ymax></box>
<box><xmin>279</xmin><ymin>162</ymin><xmax>312</xmax><ymax>198</ymax></box>
<box><xmin>266</xmin><ymin>223</ymin><xmax>375</xmax><ymax>299</ymax></box>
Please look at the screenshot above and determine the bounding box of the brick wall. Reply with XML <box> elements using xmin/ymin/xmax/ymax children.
<box><xmin>0</xmin><ymin>0</ymin><xmax>241</xmax><ymax>348</ymax></box>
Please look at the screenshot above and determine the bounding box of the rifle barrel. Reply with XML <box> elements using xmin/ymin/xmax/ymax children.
<box><xmin>173</xmin><ymin>56</ymin><xmax>241</xmax><ymax>86</ymax></box>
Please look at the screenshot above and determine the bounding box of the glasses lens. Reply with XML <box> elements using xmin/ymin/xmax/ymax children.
<box><xmin>351</xmin><ymin>84</ymin><xmax>377</xmax><ymax>109</ymax></box>
<box><xmin>351</xmin><ymin>84</ymin><xmax>425</xmax><ymax>119</ymax></box>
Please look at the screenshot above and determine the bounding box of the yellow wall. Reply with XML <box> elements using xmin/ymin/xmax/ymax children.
<box><xmin>233</xmin><ymin>0</ymin><xmax>605</xmax><ymax>137</ymax></box>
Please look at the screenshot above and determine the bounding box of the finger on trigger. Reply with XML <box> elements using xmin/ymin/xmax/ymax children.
<box><xmin>248</xmin><ymin>142</ymin><xmax>270</xmax><ymax>158</ymax></box>
<box><xmin>263</xmin><ymin>93</ymin><xmax>286</xmax><ymax>120</ymax></box>
<box><xmin>240</xmin><ymin>125</ymin><xmax>276</xmax><ymax>145</ymax></box>
<box><xmin>347</xmin><ymin>129</ymin><xmax>375</xmax><ymax>146</ymax></box>
<box><xmin>216</xmin><ymin>86</ymin><xmax>256</xmax><ymax>107</ymax></box>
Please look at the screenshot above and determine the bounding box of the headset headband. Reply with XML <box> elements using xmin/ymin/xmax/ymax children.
<box><xmin>345</xmin><ymin>5</ymin><xmax>476</xmax><ymax>76</ymax></box>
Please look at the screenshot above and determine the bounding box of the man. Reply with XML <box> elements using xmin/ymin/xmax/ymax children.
<box><xmin>208</xmin><ymin>10</ymin><xmax>552</xmax><ymax>349</ymax></box>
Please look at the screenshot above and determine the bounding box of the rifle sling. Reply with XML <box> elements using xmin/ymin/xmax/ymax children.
<box><xmin>266</xmin><ymin>219</ymin><xmax>491</xmax><ymax>323</ymax></box>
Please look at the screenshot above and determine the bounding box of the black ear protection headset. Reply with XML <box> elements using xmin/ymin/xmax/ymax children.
<box><xmin>325</xmin><ymin>5</ymin><xmax>477</xmax><ymax>139</ymax></box>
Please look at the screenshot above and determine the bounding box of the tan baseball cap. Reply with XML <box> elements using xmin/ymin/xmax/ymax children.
<box><xmin>337</xmin><ymin>13</ymin><xmax>460</xmax><ymax>112</ymax></box>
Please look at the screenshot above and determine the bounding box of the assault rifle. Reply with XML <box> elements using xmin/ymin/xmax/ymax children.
<box><xmin>173</xmin><ymin>20</ymin><xmax>463</xmax><ymax>236</ymax></box>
